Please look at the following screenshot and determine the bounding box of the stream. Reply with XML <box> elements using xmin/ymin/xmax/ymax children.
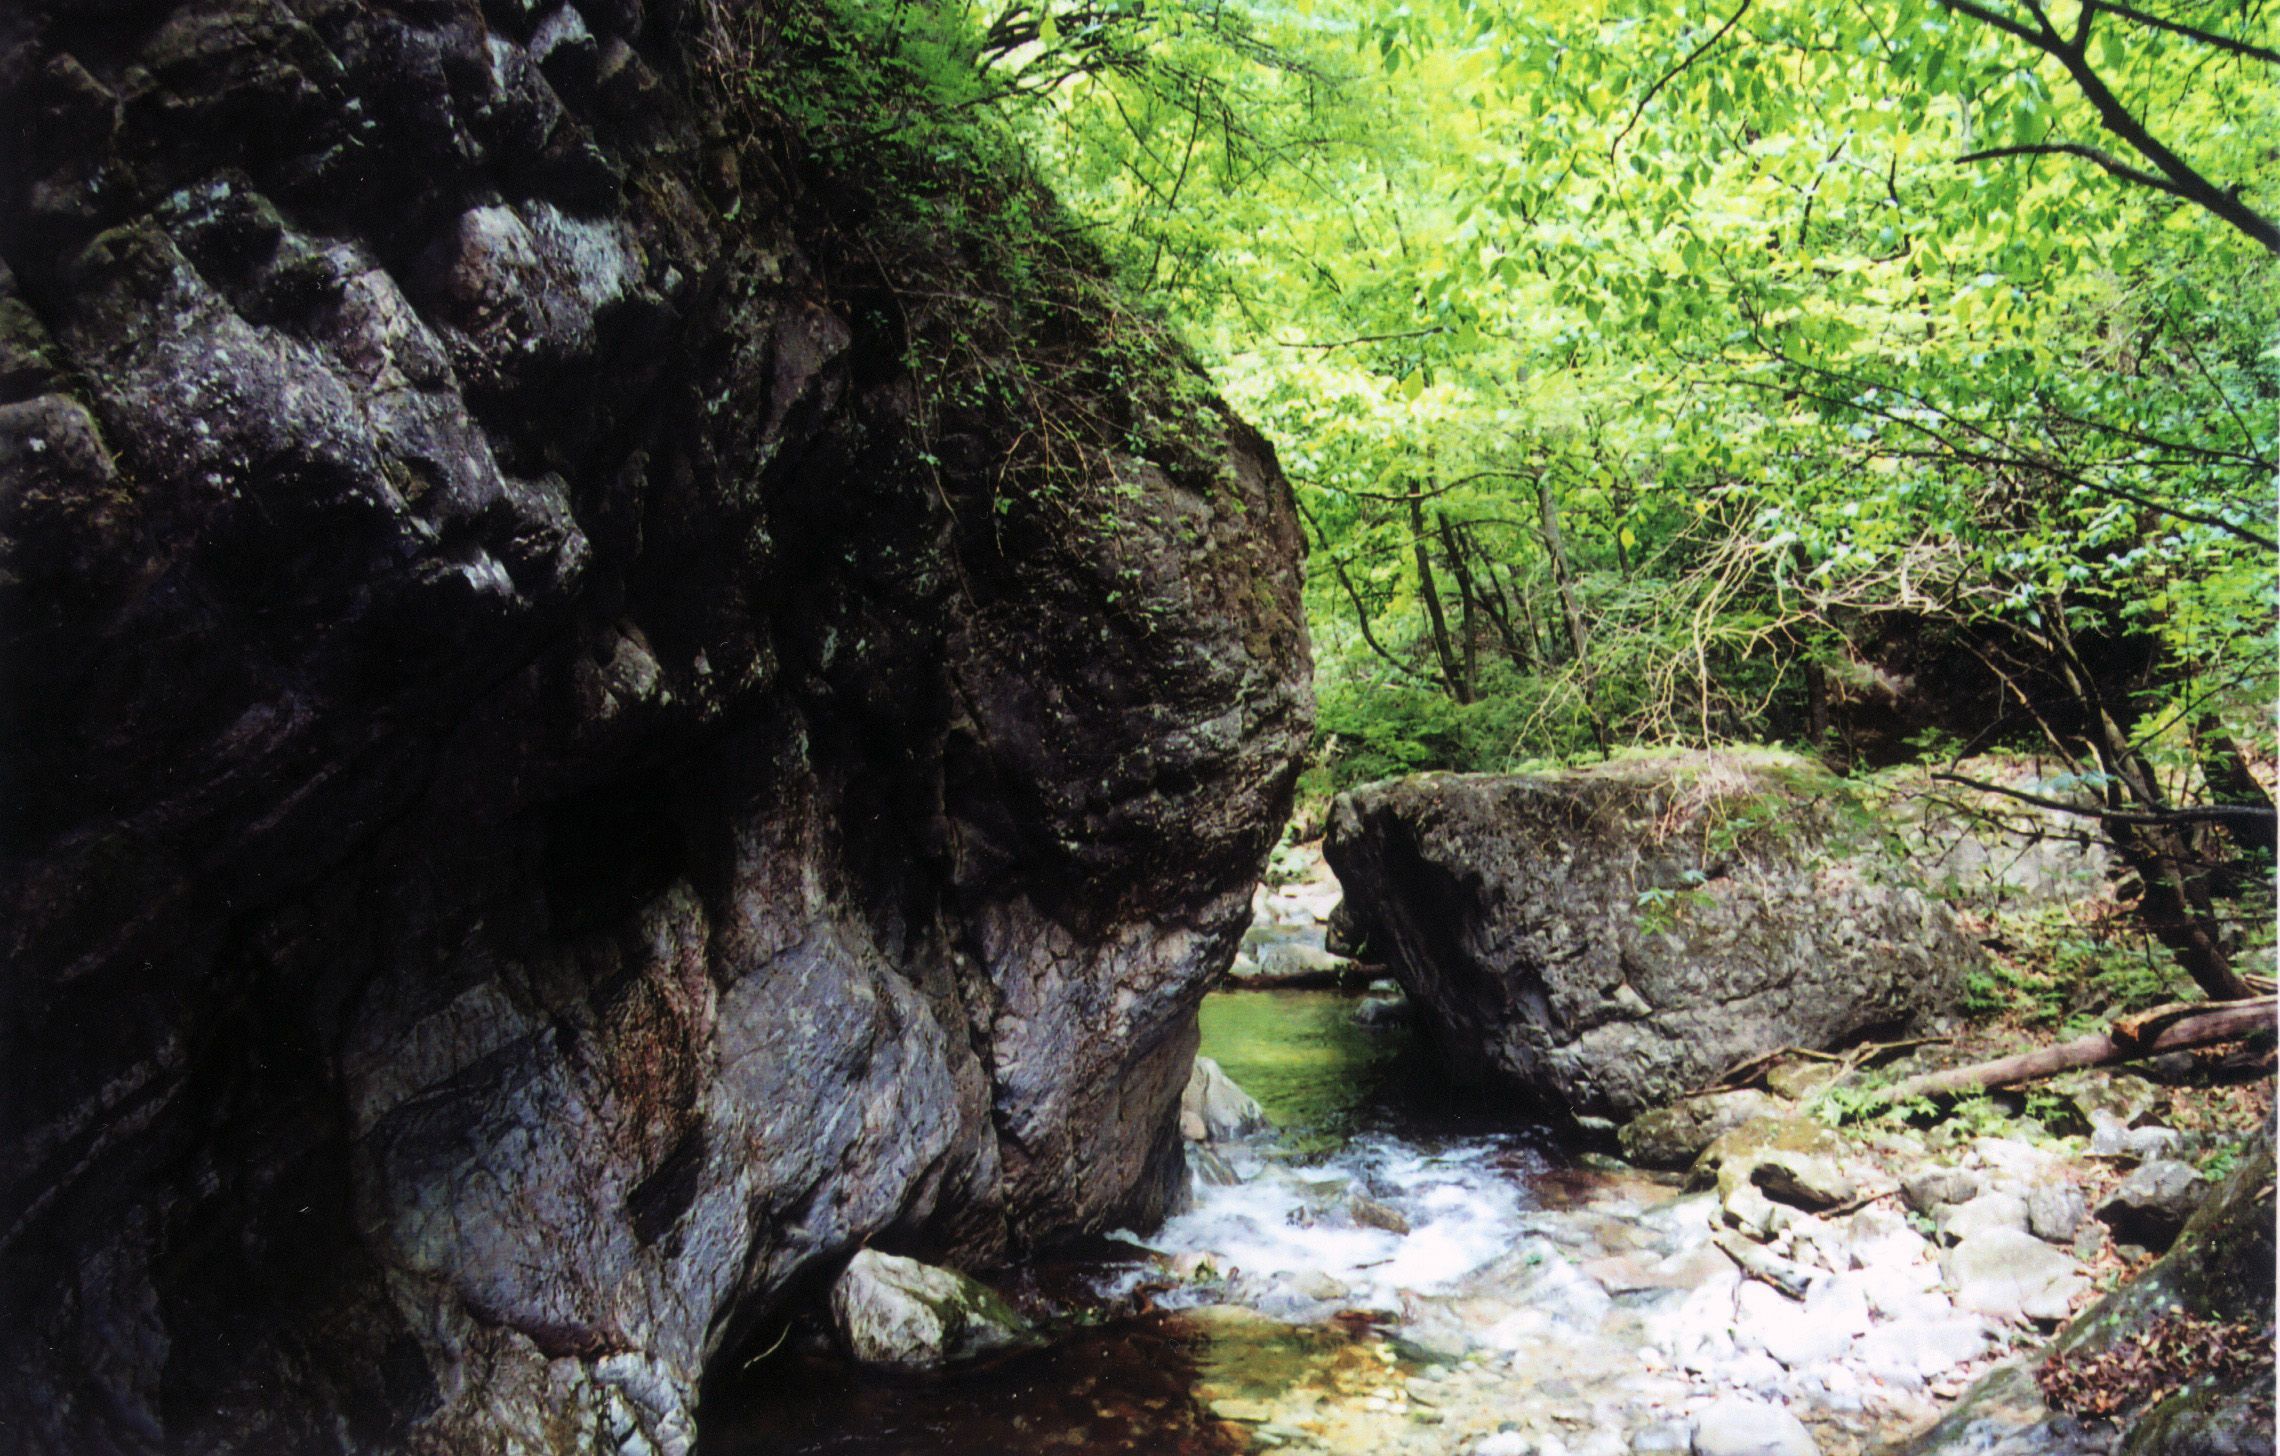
<box><xmin>702</xmin><ymin>866</ymin><xmax>1988</xmax><ymax>1456</ymax></box>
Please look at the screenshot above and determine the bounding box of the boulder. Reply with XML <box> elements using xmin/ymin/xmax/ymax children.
<box><xmin>1935</xmin><ymin>1191</ymin><xmax>2031</xmax><ymax>1246</ymax></box>
<box><xmin>0</xmin><ymin>3</ymin><xmax>1311</xmax><ymax>1450</ymax></box>
<box><xmin>830</xmin><ymin>1250</ymin><xmax>1040</xmax><ymax>1370</ymax></box>
<box><xmin>2096</xmin><ymin>1160</ymin><xmax>2211</xmax><ymax>1252</ymax></box>
<box><xmin>1324</xmin><ymin>752</ymin><xmax>1976</xmax><ymax>1119</ymax></box>
<box><xmin>1325</xmin><ymin>896</ymin><xmax>1372</xmax><ymax>957</ymax></box>
<box><xmin>1181</xmin><ymin>1056</ymin><xmax>1268</xmax><ymax>1143</ymax></box>
<box><xmin>1697</xmin><ymin>1116</ymin><xmax>1860</xmax><ymax>1212</ymax></box>
<box><xmin>1255</xmin><ymin>941</ymin><xmax>1356</xmax><ymax>979</ymax></box>
<box><xmin>2026</xmin><ymin>1183</ymin><xmax>2090</xmax><ymax>1245</ymax></box>
<box><xmin>1902</xmin><ymin>1164</ymin><xmax>1981</xmax><ymax>1215</ymax></box>
<box><xmin>1620</xmin><ymin>1090</ymin><xmax>1787</xmax><ymax>1169</ymax></box>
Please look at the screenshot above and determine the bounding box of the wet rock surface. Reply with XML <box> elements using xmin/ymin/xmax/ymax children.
<box><xmin>0</xmin><ymin>3</ymin><xmax>1310</xmax><ymax>1452</ymax></box>
<box><xmin>1323</xmin><ymin>752</ymin><xmax>1977</xmax><ymax>1119</ymax></box>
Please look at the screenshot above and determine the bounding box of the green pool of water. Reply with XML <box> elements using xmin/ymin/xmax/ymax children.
<box><xmin>1197</xmin><ymin>990</ymin><xmax>1403</xmax><ymax>1157</ymax></box>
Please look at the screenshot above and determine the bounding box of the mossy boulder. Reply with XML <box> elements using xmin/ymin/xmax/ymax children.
<box><xmin>1326</xmin><ymin>751</ymin><xmax>1976</xmax><ymax>1119</ymax></box>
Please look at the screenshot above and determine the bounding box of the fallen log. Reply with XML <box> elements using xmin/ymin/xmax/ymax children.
<box><xmin>1849</xmin><ymin>997</ymin><xmax>2275</xmax><ymax>1116</ymax></box>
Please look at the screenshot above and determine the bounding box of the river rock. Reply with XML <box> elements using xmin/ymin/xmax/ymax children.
<box><xmin>831</xmin><ymin>1250</ymin><xmax>1038</xmax><ymax>1370</ymax></box>
<box><xmin>1935</xmin><ymin>1191</ymin><xmax>2031</xmax><ymax>1246</ymax></box>
<box><xmin>0</xmin><ymin>4</ymin><xmax>1311</xmax><ymax>1450</ymax></box>
<box><xmin>2026</xmin><ymin>1183</ymin><xmax>2089</xmax><ymax>1244</ymax></box>
<box><xmin>1350</xmin><ymin>1193</ymin><xmax>1411</xmax><ymax>1234</ymax></box>
<box><xmin>1690</xmin><ymin>1395</ymin><xmax>1820</xmax><ymax>1456</ymax></box>
<box><xmin>2095</xmin><ymin>1159</ymin><xmax>2210</xmax><ymax>1251</ymax></box>
<box><xmin>1323</xmin><ymin>752</ymin><xmax>1976</xmax><ymax>1119</ymax></box>
<box><xmin>1183</xmin><ymin>1056</ymin><xmax>1269</xmax><ymax>1142</ymax></box>
<box><xmin>1257</xmin><ymin>941</ymin><xmax>1356</xmax><ymax>978</ymax></box>
<box><xmin>1620</xmin><ymin>1090</ymin><xmax>1787</xmax><ymax>1169</ymax></box>
<box><xmin>1698</xmin><ymin>1116</ymin><xmax>1860</xmax><ymax>1212</ymax></box>
<box><xmin>1942</xmin><ymin>1229</ymin><xmax>2089</xmax><ymax>1322</ymax></box>
<box><xmin>1902</xmin><ymin>1164</ymin><xmax>1980</xmax><ymax>1214</ymax></box>
<box><xmin>1890</xmin><ymin>1134</ymin><xmax>2274</xmax><ymax>1455</ymax></box>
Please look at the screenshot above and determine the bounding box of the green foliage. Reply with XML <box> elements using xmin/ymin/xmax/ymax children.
<box><xmin>1968</xmin><ymin>902</ymin><xmax>2202</xmax><ymax>1028</ymax></box>
<box><xmin>976</xmin><ymin>0</ymin><xmax>2275</xmax><ymax>802</ymax></box>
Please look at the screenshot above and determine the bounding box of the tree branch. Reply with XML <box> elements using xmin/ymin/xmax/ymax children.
<box><xmin>1281</xmin><ymin>326</ymin><xmax>1446</xmax><ymax>350</ymax></box>
<box><xmin>2086</xmin><ymin>0</ymin><xmax>2280</xmax><ymax>65</ymax></box>
<box><xmin>1611</xmin><ymin>0</ymin><xmax>1754</xmax><ymax>162</ymax></box>
<box><xmin>1930</xmin><ymin>771</ymin><xmax>2280</xmax><ymax>829</ymax></box>
<box><xmin>1934</xmin><ymin>0</ymin><xmax>2280</xmax><ymax>251</ymax></box>
<box><xmin>1954</xmin><ymin>141</ymin><xmax>2190</xmax><ymax>199</ymax></box>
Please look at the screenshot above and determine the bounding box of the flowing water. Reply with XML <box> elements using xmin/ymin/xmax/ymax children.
<box><xmin>702</xmin><ymin>984</ymin><xmax>1581</xmax><ymax>1456</ymax></box>
<box><xmin>702</xmin><ymin>872</ymin><xmax>1971</xmax><ymax>1456</ymax></box>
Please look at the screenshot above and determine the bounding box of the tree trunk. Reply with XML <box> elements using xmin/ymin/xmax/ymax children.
<box><xmin>1436</xmin><ymin>511</ymin><xmax>1482</xmax><ymax>696</ymax></box>
<box><xmin>2195</xmin><ymin>720</ymin><xmax>2277</xmax><ymax>862</ymax></box>
<box><xmin>1854</xmin><ymin>999</ymin><xmax>2275</xmax><ymax>1113</ymax></box>
<box><xmin>1466</xmin><ymin>530</ymin><xmax>1533</xmax><ymax>669</ymax></box>
<box><xmin>1410</xmin><ymin>482</ymin><xmax>1469</xmax><ymax>703</ymax></box>
<box><xmin>1536</xmin><ymin>476</ymin><xmax>1608</xmax><ymax>755</ymax></box>
<box><xmin>2048</xmin><ymin>619</ymin><xmax>2251</xmax><ymax>1002</ymax></box>
<box><xmin>1805</xmin><ymin>659</ymin><xmax>1831</xmax><ymax>751</ymax></box>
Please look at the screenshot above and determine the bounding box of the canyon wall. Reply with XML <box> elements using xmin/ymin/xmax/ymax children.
<box><xmin>0</xmin><ymin>2</ymin><xmax>1311</xmax><ymax>1451</ymax></box>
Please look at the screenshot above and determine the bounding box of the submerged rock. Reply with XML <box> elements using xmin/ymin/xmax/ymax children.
<box><xmin>1324</xmin><ymin>752</ymin><xmax>1975</xmax><ymax>1119</ymax></box>
<box><xmin>0</xmin><ymin>2</ymin><xmax>1310</xmax><ymax>1449</ymax></box>
<box><xmin>831</xmin><ymin>1250</ymin><xmax>1039</xmax><ymax>1370</ymax></box>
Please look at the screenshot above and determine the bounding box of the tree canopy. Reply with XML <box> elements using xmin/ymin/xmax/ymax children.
<box><xmin>842</xmin><ymin>0</ymin><xmax>2277</xmax><ymax>991</ymax></box>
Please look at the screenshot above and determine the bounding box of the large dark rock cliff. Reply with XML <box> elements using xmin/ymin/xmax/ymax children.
<box><xmin>0</xmin><ymin>2</ymin><xmax>1311</xmax><ymax>1452</ymax></box>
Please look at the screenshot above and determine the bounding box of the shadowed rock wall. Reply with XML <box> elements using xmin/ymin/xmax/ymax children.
<box><xmin>0</xmin><ymin>2</ymin><xmax>1311</xmax><ymax>1452</ymax></box>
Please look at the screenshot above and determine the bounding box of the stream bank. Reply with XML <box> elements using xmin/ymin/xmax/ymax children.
<box><xmin>703</xmin><ymin>848</ymin><xmax>2199</xmax><ymax>1456</ymax></box>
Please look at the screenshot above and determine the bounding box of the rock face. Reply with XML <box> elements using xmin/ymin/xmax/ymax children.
<box><xmin>1323</xmin><ymin>752</ymin><xmax>1975</xmax><ymax>1120</ymax></box>
<box><xmin>0</xmin><ymin>4</ymin><xmax>1310</xmax><ymax>1454</ymax></box>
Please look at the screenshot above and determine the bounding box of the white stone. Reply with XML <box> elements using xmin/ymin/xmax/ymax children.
<box><xmin>1181</xmin><ymin>1055</ymin><xmax>1266</xmax><ymax>1142</ymax></box>
<box><xmin>1942</xmin><ymin>1228</ymin><xmax>2089</xmax><ymax>1321</ymax></box>
<box><xmin>829</xmin><ymin>1249</ymin><xmax>1034</xmax><ymax>1370</ymax></box>
<box><xmin>1735</xmin><ymin>1282</ymin><xmax>1853</xmax><ymax>1369</ymax></box>
<box><xmin>1933</xmin><ymin>1191</ymin><xmax>2030</xmax><ymax>1245</ymax></box>
<box><xmin>1690</xmin><ymin>1394</ymin><xmax>1820</xmax><ymax>1456</ymax></box>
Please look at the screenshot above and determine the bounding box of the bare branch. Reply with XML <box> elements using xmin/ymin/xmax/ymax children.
<box><xmin>1954</xmin><ymin>141</ymin><xmax>2190</xmax><ymax>198</ymax></box>
<box><xmin>1930</xmin><ymin>771</ymin><xmax>2280</xmax><ymax>829</ymax></box>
